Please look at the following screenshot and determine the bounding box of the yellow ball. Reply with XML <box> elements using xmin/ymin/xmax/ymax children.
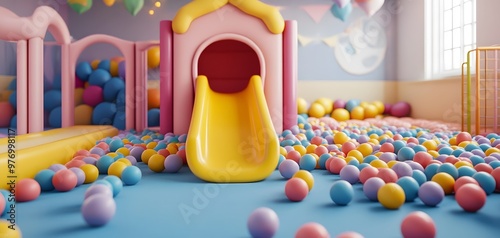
<box><xmin>293</xmin><ymin>145</ymin><xmax>307</xmax><ymax>156</ymax></box>
<box><xmin>107</xmin><ymin>161</ymin><xmax>128</xmax><ymax>178</ymax></box>
<box><xmin>148</xmin><ymin>154</ymin><xmax>166</xmax><ymax>173</ymax></box>
<box><xmin>315</xmin><ymin>97</ymin><xmax>333</xmax><ymax>114</ymax></box>
<box><xmin>91</xmin><ymin>59</ymin><xmax>100</xmax><ymax>69</ymax></box>
<box><xmin>370</xmin><ymin>159</ymin><xmax>388</xmax><ymax>169</ymax></box>
<box><xmin>331</xmin><ymin>108</ymin><xmax>350</xmax><ymax>121</ymax></box>
<box><xmin>308</xmin><ymin>102</ymin><xmax>326</xmax><ymax>118</ymax></box>
<box><xmin>297</xmin><ymin>97</ymin><xmax>308</xmax><ymax>114</ymax></box>
<box><xmin>147</xmin><ymin>46</ymin><xmax>161</xmax><ymax>69</ymax></box>
<box><xmin>372</xmin><ymin>101</ymin><xmax>385</xmax><ymax>114</ymax></box>
<box><xmin>387</xmin><ymin>160</ymin><xmax>398</xmax><ymax>168</ymax></box>
<box><xmin>356</xmin><ymin>143</ymin><xmax>373</xmax><ymax>157</ymax></box>
<box><xmin>377</xmin><ymin>183</ymin><xmax>406</xmax><ymax>209</ymax></box>
<box><xmin>141</xmin><ymin>149</ymin><xmax>157</xmax><ymax>164</ymax></box>
<box><xmin>347</xmin><ymin>150</ymin><xmax>363</xmax><ymax>163</ymax></box>
<box><xmin>333</xmin><ymin>132</ymin><xmax>349</xmax><ymax>144</ymax></box>
<box><xmin>74</xmin><ymin>88</ymin><xmax>84</xmax><ymax>106</ymax></box>
<box><xmin>363</xmin><ymin>104</ymin><xmax>379</xmax><ymax>118</ymax></box>
<box><xmin>109</xmin><ymin>60</ymin><xmax>119</xmax><ymax>76</ymax></box>
<box><xmin>107</xmin><ymin>152</ymin><xmax>119</xmax><ymax>158</ymax></box>
<box><xmin>306</xmin><ymin>144</ymin><xmax>317</xmax><ymax>154</ymax></box>
<box><xmin>116</xmin><ymin>158</ymin><xmax>132</xmax><ymax>166</ymax></box>
<box><xmin>454</xmin><ymin>161</ymin><xmax>473</xmax><ymax>169</ymax></box>
<box><xmin>80</xmin><ymin>164</ymin><xmax>99</xmax><ymax>184</ymax></box>
<box><xmin>166</xmin><ymin>143</ymin><xmax>179</xmax><ymax>154</ymax></box>
<box><xmin>116</xmin><ymin>147</ymin><xmax>130</xmax><ymax>156</ymax></box>
<box><xmin>350</xmin><ymin>106</ymin><xmax>365</xmax><ymax>120</ymax></box>
<box><xmin>431</xmin><ymin>172</ymin><xmax>455</xmax><ymax>195</ymax></box>
<box><xmin>146</xmin><ymin>141</ymin><xmax>158</xmax><ymax>149</ymax></box>
<box><xmin>485</xmin><ymin>147</ymin><xmax>500</xmax><ymax>156</ymax></box>
<box><xmin>74</xmin><ymin>104</ymin><xmax>93</xmax><ymax>125</ymax></box>
<box><xmin>292</xmin><ymin>170</ymin><xmax>314</xmax><ymax>191</ymax></box>
<box><xmin>0</xmin><ymin>220</ymin><xmax>21</xmax><ymax>238</ymax></box>
<box><xmin>280</xmin><ymin>147</ymin><xmax>287</xmax><ymax>156</ymax></box>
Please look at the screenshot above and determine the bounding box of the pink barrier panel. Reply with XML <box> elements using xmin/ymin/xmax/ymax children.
<box><xmin>160</xmin><ymin>21</ymin><xmax>173</xmax><ymax>134</ymax></box>
<box><xmin>283</xmin><ymin>20</ymin><xmax>298</xmax><ymax>131</ymax></box>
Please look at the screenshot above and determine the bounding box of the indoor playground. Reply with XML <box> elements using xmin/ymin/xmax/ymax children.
<box><xmin>0</xmin><ymin>0</ymin><xmax>500</xmax><ymax>237</ymax></box>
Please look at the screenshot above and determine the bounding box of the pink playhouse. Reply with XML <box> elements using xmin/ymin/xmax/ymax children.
<box><xmin>159</xmin><ymin>0</ymin><xmax>298</xmax><ymax>135</ymax></box>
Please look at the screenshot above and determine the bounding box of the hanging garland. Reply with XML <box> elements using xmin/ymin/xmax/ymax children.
<box><xmin>68</xmin><ymin>0</ymin><xmax>145</xmax><ymax>16</ymax></box>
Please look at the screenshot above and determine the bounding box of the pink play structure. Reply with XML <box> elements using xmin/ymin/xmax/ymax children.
<box><xmin>159</xmin><ymin>3</ymin><xmax>298</xmax><ymax>135</ymax></box>
<box><xmin>0</xmin><ymin>6</ymin><xmax>155</xmax><ymax>134</ymax></box>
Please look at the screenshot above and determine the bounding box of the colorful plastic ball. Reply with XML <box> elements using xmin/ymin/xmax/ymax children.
<box><xmin>491</xmin><ymin>167</ymin><xmax>500</xmax><ymax>192</ymax></box>
<box><xmin>43</xmin><ymin>90</ymin><xmax>62</xmax><ymax>112</ymax></box>
<box><xmin>472</xmin><ymin>171</ymin><xmax>496</xmax><ymax>195</ymax></box>
<box><xmin>118</xmin><ymin>61</ymin><xmax>126</xmax><ymax>79</ymax></box>
<box><xmin>296</xmin><ymin>97</ymin><xmax>308</xmax><ymax>114</ymax></box>
<box><xmin>121</xmin><ymin>166</ymin><xmax>142</xmax><ymax>186</ymax></box>
<box><xmin>436</xmin><ymin>162</ymin><xmax>459</xmax><ymax>179</ymax></box>
<box><xmin>76</xmin><ymin>61</ymin><xmax>93</xmax><ymax>81</ymax></box>
<box><xmin>293</xmin><ymin>170</ymin><xmax>315</xmax><ymax>191</ymax></box>
<box><xmin>308</xmin><ymin>102</ymin><xmax>326</xmax><ymax>118</ymax></box>
<box><xmin>147</xmin><ymin>46</ymin><xmax>160</xmax><ymax>68</ymax></box>
<box><xmin>285</xmin><ymin>178</ymin><xmax>309</xmax><ymax>202</ymax></box>
<box><xmin>359</xmin><ymin>166</ymin><xmax>379</xmax><ymax>184</ymax></box>
<box><xmin>146</xmin><ymin>154</ymin><xmax>165</xmax><ymax>173</ymax></box>
<box><xmin>377</xmin><ymin>168</ymin><xmax>398</xmax><ymax>183</ymax></box>
<box><xmin>80</xmin><ymin>164</ymin><xmax>99</xmax><ymax>184</ymax></box>
<box><xmin>345</xmin><ymin>99</ymin><xmax>360</xmax><ymax>112</ymax></box>
<box><xmin>336</xmin><ymin>231</ymin><xmax>364</xmax><ymax>238</ymax></box>
<box><xmin>52</xmin><ymin>169</ymin><xmax>78</xmax><ymax>192</ymax></box>
<box><xmin>97</xmin><ymin>59</ymin><xmax>110</xmax><ymax>71</ymax></box>
<box><xmin>148</xmin><ymin>108</ymin><xmax>160</xmax><ymax>127</ymax></box>
<box><xmin>456</xmin><ymin>132</ymin><xmax>472</xmax><ymax>144</ymax></box>
<box><xmin>247</xmin><ymin>207</ymin><xmax>280</xmax><ymax>238</ymax></box>
<box><xmin>377</xmin><ymin>183</ymin><xmax>405</xmax><ymax>209</ymax></box>
<box><xmin>397</xmin><ymin>147</ymin><xmax>415</xmax><ymax>161</ymax></box>
<box><xmin>390</xmin><ymin>101</ymin><xmax>411</xmax><ymax>117</ymax></box>
<box><xmin>15</xmin><ymin>178</ymin><xmax>41</xmax><ymax>202</ymax></box>
<box><xmin>350</xmin><ymin>106</ymin><xmax>365</xmax><ymax>120</ymax></box>
<box><xmin>400</xmin><ymin>211</ymin><xmax>436</xmax><ymax>238</ymax></box>
<box><xmin>69</xmin><ymin>167</ymin><xmax>86</xmax><ymax>187</ymax></box>
<box><xmin>396</xmin><ymin>176</ymin><xmax>420</xmax><ymax>202</ymax></box>
<box><xmin>103</xmin><ymin>77</ymin><xmax>125</xmax><ymax>102</ymax></box>
<box><xmin>330</xmin><ymin>180</ymin><xmax>354</xmax><ymax>206</ymax></box>
<box><xmin>454</xmin><ymin>176</ymin><xmax>479</xmax><ymax>193</ymax></box>
<box><xmin>456</xmin><ymin>183</ymin><xmax>487</xmax><ymax>212</ymax></box>
<box><xmin>9</xmin><ymin>115</ymin><xmax>17</xmax><ymax>128</ymax></box>
<box><xmin>295</xmin><ymin>222</ymin><xmax>330</xmax><ymax>238</ymax></box>
<box><xmin>141</xmin><ymin>148</ymin><xmax>157</xmax><ymax>164</ymax></box>
<box><xmin>107</xmin><ymin>161</ymin><xmax>128</xmax><ymax>178</ymax></box>
<box><xmin>363</xmin><ymin>177</ymin><xmax>385</xmax><ymax>201</ymax></box>
<box><xmin>147</xmin><ymin>88</ymin><xmax>161</xmax><ymax>109</ymax></box>
<box><xmin>88</xmin><ymin>69</ymin><xmax>111</xmax><ymax>87</ymax></box>
<box><xmin>331</xmin><ymin>108</ymin><xmax>350</xmax><ymax>121</ymax></box>
<box><xmin>82</xmin><ymin>85</ymin><xmax>103</xmax><ymax>107</ymax></box>
<box><xmin>299</xmin><ymin>154</ymin><xmax>317</xmax><ymax>171</ymax></box>
<box><xmin>457</xmin><ymin>166</ymin><xmax>476</xmax><ymax>178</ymax></box>
<box><xmin>328</xmin><ymin>157</ymin><xmax>347</xmax><ymax>174</ymax></box>
<box><xmin>363</xmin><ymin>104</ymin><xmax>379</xmax><ymax>118</ymax></box>
<box><xmin>84</xmin><ymin>184</ymin><xmax>113</xmax><ymax>200</ymax></box>
<box><xmin>103</xmin><ymin>175</ymin><xmax>123</xmax><ymax>197</ymax></box>
<box><xmin>0</xmin><ymin>219</ymin><xmax>22</xmax><ymax>237</ymax></box>
<box><xmin>48</xmin><ymin>106</ymin><xmax>62</xmax><ymax>128</ymax></box>
<box><xmin>431</xmin><ymin>172</ymin><xmax>455</xmax><ymax>195</ymax></box>
<box><xmin>49</xmin><ymin>163</ymin><xmax>66</xmax><ymax>172</ymax></box>
<box><xmin>0</xmin><ymin>193</ymin><xmax>4</xmax><ymax>215</ymax></box>
<box><xmin>333</xmin><ymin>99</ymin><xmax>346</xmax><ymax>109</ymax></box>
<box><xmin>96</xmin><ymin>155</ymin><xmax>115</xmax><ymax>174</ymax></box>
<box><xmin>108</xmin><ymin>139</ymin><xmax>124</xmax><ymax>152</ymax></box>
<box><xmin>34</xmin><ymin>169</ymin><xmax>56</xmax><ymax>191</ymax></box>
<box><xmin>92</xmin><ymin>102</ymin><xmax>117</xmax><ymax>125</ymax></box>
<box><xmin>418</xmin><ymin>181</ymin><xmax>445</xmax><ymax>206</ymax></box>
<box><xmin>82</xmin><ymin>194</ymin><xmax>116</xmax><ymax>226</ymax></box>
<box><xmin>340</xmin><ymin>165</ymin><xmax>360</xmax><ymax>184</ymax></box>
<box><xmin>164</xmin><ymin>154</ymin><xmax>183</xmax><ymax>173</ymax></box>
<box><xmin>391</xmin><ymin>162</ymin><xmax>413</xmax><ymax>178</ymax></box>
<box><xmin>279</xmin><ymin>160</ymin><xmax>300</xmax><ymax>179</ymax></box>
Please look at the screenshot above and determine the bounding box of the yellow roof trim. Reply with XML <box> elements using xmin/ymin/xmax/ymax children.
<box><xmin>172</xmin><ymin>0</ymin><xmax>285</xmax><ymax>34</ymax></box>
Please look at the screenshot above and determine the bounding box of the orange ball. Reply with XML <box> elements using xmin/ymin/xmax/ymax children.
<box><xmin>74</xmin><ymin>104</ymin><xmax>93</xmax><ymax>125</ymax></box>
<box><xmin>148</xmin><ymin>88</ymin><xmax>161</xmax><ymax>109</ymax></box>
<box><xmin>147</xmin><ymin>46</ymin><xmax>160</xmax><ymax>69</ymax></box>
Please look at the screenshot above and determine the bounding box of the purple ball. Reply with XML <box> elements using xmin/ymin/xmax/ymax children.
<box><xmin>476</xmin><ymin>137</ymin><xmax>491</xmax><ymax>145</ymax></box>
<box><xmin>471</xmin><ymin>149</ymin><xmax>485</xmax><ymax>157</ymax></box>
<box><xmin>129</xmin><ymin>146</ymin><xmax>145</xmax><ymax>162</ymax></box>
<box><xmin>89</xmin><ymin>147</ymin><xmax>105</xmax><ymax>156</ymax></box>
<box><xmin>489</xmin><ymin>153</ymin><xmax>500</xmax><ymax>160</ymax></box>
<box><xmin>379</xmin><ymin>152</ymin><xmax>397</xmax><ymax>163</ymax></box>
<box><xmin>82</xmin><ymin>157</ymin><xmax>98</xmax><ymax>165</ymax></box>
<box><xmin>333</xmin><ymin>99</ymin><xmax>346</xmax><ymax>109</ymax></box>
<box><xmin>418</xmin><ymin>181</ymin><xmax>445</xmax><ymax>206</ymax></box>
<box><xmin>390</xmin><ymin>101</ymin><xmax>411</xmax><ymax>117</ymax></box>
<box><xmin>164</xmin><ymin>154</ymin><xmax>183</xmax><ymax>173</ymax></box>
<box><xmin>279</xmin><ymin>159</ymin><xmax>299</xmax><ymax>179</ymax></box>
<box><xmin>459</xmin><ymin>151</ymin><xmax>473</xmax><ymax>158</ymax></box>
<box><xmin>391</xmin><ymin>162</ymin><xmax>413</xmax><ymax>178</ymax></box>
<box><xmin>339</xmin><ymin>165</ymin><xmax>360</xmax><ymax>184</ymax></box>
<box><xmin>69</xmin><ymin>167</ymin><xmax>86</xmax><ymax>186</ymax></box>
<box><xmin>247</xmin><ymin>207</ymin><xmax>279</xmax><ymax>238</ymax></box>
<box><xmin>118</xmin><ymin>61</ymin><xmax>126</xmax><ymax>79</ymax></box>
<box><xmin>435</xmin><ymin>155</ymin><xmax>448</xmax><ymax>163</ymax></box>
<box><xmin>363</xmin><ymin>177</ymin><xmax>385</xmax><ymax>201</ymax></box>
<box><xmin>49</xmin><ymin>164</ymin><xmax>66</xmax><ymax>172</ymax></box>
<box><xmin>81</xmin><ymin>194</ymin><xmax>116</xmax><ymax>226</ymax></box>
<box><xmin>405</xmin><ymin>161</ymin><xmax>424</xmax><ymax>172</ymax></box>
<box><xmin>124</xmin><ymin>155</ymin><xmax>137</xmax><ymax>166</ymax></box>
<box><xmin>84</xmin><ymin>184</ymin><xmax>113</xmax><ymax>200</ymax></box>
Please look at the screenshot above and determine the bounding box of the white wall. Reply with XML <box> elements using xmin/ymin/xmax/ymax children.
<box><xmin>476</xmin><ymin>0</ymin><xmax>500</xmax><ymax>46</ymax></box>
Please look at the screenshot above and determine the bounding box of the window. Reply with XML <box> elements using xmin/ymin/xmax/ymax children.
<box><xmin>426</xmin><ymin>0</ymin><xmax>476</xmax><ymax>78</ymax></box>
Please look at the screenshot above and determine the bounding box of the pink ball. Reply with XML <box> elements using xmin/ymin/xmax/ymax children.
<box><xmin>390</xmin><ymin>102</ymin><xmax>411</xmax><ymax>117</ymax></box>
<box><xmin>400</xmin><ymin>211</ymin><xmax>436</xmax><ymax>238</ymax></box>
<box><xmin>359</xmin><ymin>166</ymin><xmax>379</xmax><ymax>184</ymax></box>
<box><xmin>455</xmin><ymin>132</ymin><xmax>472</xmax><ymax>144</ymax></box>
<box><xmin>82</xmin><ymin>85</ymin><xmax>103</xmax><ymax>107</ymax></box>
<box><xmin>328</xmin><ymin>157</ymin><xmax>347</xmax><ymax>174</ymax></box>
<box><xmin>491</xmin><ymin>167</ymin><xmax>500</xmax><ymax>192</ymax></box>
<box><xmin>333</xmin><ymin>99</ymin><xmax>346</xmax><ymax>109</ymax></box>
<box><xmin>413</xmin><ymin>152</ymin><xmax>433</xmax><ymax>168</ymax></box>
<box><xmin>0</xmin><ymin>102</ymin><xmax>15</xmax><ymax>127</ymax></box>
<box><xmin>456</xmin><ymin>184</ymin><xmax>486</xmax><ymax>212</ymax></box>
<box><xmin>383</xmin><ymin>103</ymin><xmax>392</xmax><ymax>114</ymax></box>
<box><xmin>454</xmin><ymin>176</ymin><xmax>479</xmax><ymax>192</ymax></box>
<box><xmin>285</xmin><ymin>178</ymin><xmax>309</xmax><ymax>202</ymax></box>
<box><xmin>15</xmin><ymin>178</ymin><xmax>41</xmax><ymax>202</ymax></box>
<box><xmin>336</xmin><ymin>231</ymin><xmax>364</xmax><ymax>238</ymax></box>
<box><xmin>65</xmin><ymin>159</ymin><xmax>86</xmax><ymax>169</ymax></box>
<box><xmin>377</xmin><ymin>168</ymin><xmax>398</xmax><ymax>183</ymax></box>
<box><xmin>52</xmin><ymin>169</ymin><xmax>78</xmax><ymax>192</ymax></box>
<box><xmin>0</xmin><ymin>191</ymin><xmax>5</xmax><ymax>214</ymax></box>
<box><xmin>295</xmin><ymin>222</ymin><xmax>330</xmax><ymax>238</ymax></box>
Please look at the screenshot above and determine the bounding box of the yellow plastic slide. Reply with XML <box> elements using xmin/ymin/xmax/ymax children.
<box><xmin>186</xmin><ymin>75</ymin><xmax>279</xmax><ymax>182</ymax></box>
<box><xmin>0</xmin><ymin>126</ymin><xmax>118</xmax><ymax>189</ymax></box>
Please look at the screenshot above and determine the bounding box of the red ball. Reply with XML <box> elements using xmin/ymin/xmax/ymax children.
<box><xmin>390</xmin><ymin>102</ymin><xmax>411</xmax><ymax>117</ymax></box>
<box><xmin>413</xmin><ymin>152</ymin><xmax>433</xmax><ymax>168</ymax></box>
<box><xmin>474</xmin><ymin>163</ymin><xmax>493</xmax><ymax>173</ymax></box>
<box><xmin>454</xmin><ymin>176</ymin><xmax>479</xmax><ymax>192</ymax></box>
<box><xmin>491</xmin><ymin>167</ymin><xmax>500</xmax><ymax>192</ymax></box>
<box><xmin>444</xmin><ymin>156</ymin><xmax>460</xmax><ymax>165</ymax></box>
<box><xmin>455</xmin><ymin>132</ymin><xmax>472</xmax><ymax>144</ymax></box>
<box><xmin>401</xmin><ymin>211</ymin><xmax>436</xmax><ymax>238</ymax></box>
<box><xmin>65</xmin><ymin>159</ymin><xmax>86</xmax><ymax>168</ymax></box>
<box><xmin>456</xmin><ymin>184</ymin><xmax>486</xmax><ymax>212</ymax></box>
<box><xmin>380</xmin><ymin>143</ymin><xmax>394</xmax><ymax>153</ymax></box>
<box><xmin>286</xmin><ymin>150</ymin><xmax>302</xmax><ymax>164</ymax></box>
<box><xmin>52</xmin><ymin>169</ymin><xmax>78</xmax><ymax>192</ymax></box>
<box><xmin>295</xmin><ymin>222</ymin><xmax>330</xmax><ymax>238</ymax></box>
<box><xmin>15</xmin><ymin>178</ymin><xmax>41</xmax><ymax>202</ymax></box>
<box><xmin>328</xmin><ymin>157</ymin><xmax>347</xmax><ymax>174</ymax></box>
<box><xmin>359</xmin><ymin>166</ymin><xmax>379</xmax><ymax>184</ymax></box>
<box><xmin>377</xmin><ymin>168</ymin><xmax>398</xmax><ymax>183</ymax></box>
<box><xmin>285</xmin><ymin>178</ymin><xmax>309</xmax><ymax>202</ymax></box>
<box><xmin>341</xmin><ymin>141</ymin><xmax>356</xmax><ymax>155</ymax></box>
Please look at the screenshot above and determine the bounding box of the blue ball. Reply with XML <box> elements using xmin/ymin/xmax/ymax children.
<box><xmin>451</xmin><ymin>149</ymin><xmax>465</xmax><ymax>157</ymax></box>
<box><xmin>469</xmin><ymin>155</ymin><xmax>485</xmax><ymax>166</ymax></box>
<box><xmin>363</xmin><ymin>155</ymin><xmax>378</xmax><ymax>164</ymax></box>
<box><xmin>92</xmin><ymin>102</ymin><xmax>117</xmax><ymax>125</ymax></box>
<box><xmin>436</xmin><ymin>162</ymin><xmax>458</xmax><ymax>180</ymax></box>
<box><xmin>116</xmin><ymin>89</ymin><xmax>125</xmax><ymax>112</ymax></box>
<box><xmin>34</xmin><ymin>169</ymin><xmax>56</xmax><ymax>191</ymax></box>
<box><xmin>10</xmin><ymin>115</ymin><xmax>17</xmax><ymax>128</ymax></box>
<box><xmin>147</xmin><ymin>109</ymin><xmax>160</xmax><ymax>127</ymax></box>
<box><xmin>396</xmin><ymin>176</ymin><xmax>420</xmax><ymax>202</ymax></box>
<box><xmin>412</xmin><ymin>169</ymin><xmax>427</xmax><ymax>186</ymax></box>
<box><xmin>76</xmin><ymin>61</ymin><xmax>93</xmax><ymax>81</ymax></box>
<box><xmin>121</xmin><ymin>166</ymin><xmax>142</xmax><ymax>186</ymax></box>
<box><xmin>357</xmin><ymin>163</ymin><xmax>370</xmax><ymax>171</ymax></box>
<box><xmin>7</xmin><ymin>78</ymin><xmax>16</xmax><ymax>90</ymax></box>
<box><xmin>472</xmin><ymin>171</ymin><xmax>496</xmax><ymax>195</ymax></box>
<box><xmin>97</xmin><ymin>59</ymin><xmax>111</xmax><ymax>72</ymax></box>
<box><xmin>330</xmin><ymin>180</ymin><xmax>354</xmax><ymax>206</ymax></box>
<box><xmin>96</xmin><ymin>155</ymin><xmax>115</xmax><ymax>174</ymax></box>
<box><xmin>8</xmin><ymin>91</ymin><xmax>16</xmax><ymax>108</ymax></box>
<box><xmin>88</xmin><ymin>69</ymin><xmax>111</xmax><ymax>87</ymax></box>
<box><xmin>103</xmin><ymin>77</ymin><xmax>125</xmax><ymax>102</ymax></box>
<box><xmin>318</xmin><ymin>154</ymin><xmax>332</xmax><ymax>169</ymax></box>
<box><xmin>412</xmin><ymin>145</ymin><xmax>427</xmax><ymax>153</ymax></box>
<box><xmin>48</xmin><ymin>106</ymin><xmax>62</xmax><ymax>128</ymax></box>
<box><xmin>438</xmin><ymin>146</ymin><xmax>454</xmax><ymax>155</ymax></box>
<box><xmin>424</xmin><ymin>163</ymin><xmax>440</xmax><ymax>181</ymax></box>
<box><xmin>489</xmin><ymin>161</ymin><xmax>500</xmax><ymax>169</ymax></box>
<box><xmin>345</xmin><ymin>99</ymin><xmax>360</xmax><ymax>112</ymax></box>
<box><xmin>398</xmin><ymin>147</ymin><xmax>415</xmax><ymax>161</ymax></box>
<box><xmin>392</xmin><ymin>140</ymin><xmax>406</xmax><ymax>154</ymax></box>
<box><xmin>0</xmin><ymin>189</ymin><xmax>15</xmax><ymax>216</ymax></box>
<box><xmin>108</xmin><ymin>139</ymin><xmax>124</xmax><ymax>152</ymax></box>
<box><xmin>299</xmin><ymin>154</ymin><xmax>317</xmax><ymax>171</ymax></box>
<box><xmin>103</xmin><ymin>175</ymin><xmax>123</xmax><ymax>197</ymax></box>
<box><xmin>51</xmin><ymin>75</ymin><xmax>62</xmax><ymax>90</ymax></box>
<box><xmin>279</xmin><ymin>159</ymin><xmax>299</xmax><ymax>179</ymax></box>
<box><xmin>44</xmin><ymin>90</ymin><xmax>62</xmax><ymax>112</ymax></box>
